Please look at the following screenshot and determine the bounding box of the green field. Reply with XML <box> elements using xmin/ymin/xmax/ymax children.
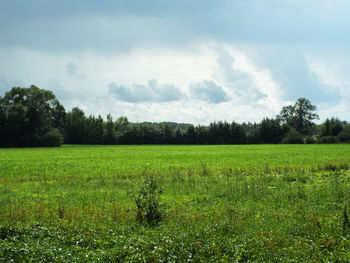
<box><xmin>1</xmin><ymin>145</ymin><xmax>350</xmax><ymax>262</ymax></box>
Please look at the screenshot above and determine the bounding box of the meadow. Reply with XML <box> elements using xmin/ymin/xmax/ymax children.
<box><xmin>0</xmin><ymin>145</ymin><xmax>350</xmax><ymax>262</ymax></box>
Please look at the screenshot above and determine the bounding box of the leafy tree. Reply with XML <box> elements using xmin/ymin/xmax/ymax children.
<box><xmin>0</xmin><ymin>85</ymin><xmax>65</xmax><ymax>147</ymax></box>
<box><xmin>277</xmin><ymin>98</ymin><xmax>319</xmax><ymax>135</ymax></box>
<box><xmin>337</xmin><ymin>130</ymin><xmax>350</xmax><ymax>142</ymax></box>
<box><xmin>304</xmin><ymin>136</ymin><xmax>316</xmax><ymax>144</ymax></box>
<box><xmin>40</xmin><ymin>129</ymin><xmax>64</xmax><ymax>147</ymax></box>
<box><xmin>282</xmin><ymin>129</ymin><xmax>304</xmax><ymax>144</ymax></box>
<box><xmin>318</xmin><ymin>136</ymin><xmax>340</xmax><ymax>144</ymax></box>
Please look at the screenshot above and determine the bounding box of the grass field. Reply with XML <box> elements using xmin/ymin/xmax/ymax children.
<box><xmin>0</xmin><ymin>145</ymin><xmax>350</xmax><ymax>262</ymax></box>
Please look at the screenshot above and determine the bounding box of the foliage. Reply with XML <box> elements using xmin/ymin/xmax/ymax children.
<box><xmin>259</xmin><ymin>118</ymin><xmax>284</xmax><ymax>144</ymax></box>
<box><xmin>1</xmin><ymin>86</ymin><xmax>349</xmax><ymax>146</ymax></box>
<box><xmin>338</xmin><ymin>130</ymin><xmax>350</xmax><ymax>143</ymax></box>
<box><xmin>321</xmin><ymin>118</ymin><xmax>344</xmax><ymax>137</ymax></box>
<box><xmin>104</xmin><ymin>114</ymin><xmax>117</xmax><ymax>144</ymax></box>
<box><xmin>304</xmin><ymin>135</ymin><xmax>316</xmax><ymax>144</ymax></box>
<box><xmin>135</xmin><ymin>176</ymin><xmax>166</xmax><ymax>226</ymax></box>
<box><xmin>277</xmin><ymin>98</ymin><xmax>319</xmax><ymax>135</ymax></box>
<box><xmin>40</xmin><ymin>129</ymin><xmax>64</xmax><ymax>147</ymax></box>
<box><xmin>318</xmin><ymin>136</ymin><xmax>340</xmax><ymax>144</ymax></box>
<box><xmin>282</xmin><ymin>129</ymin><xmax>304</xmax><ymax>144</ymax></box>
<box><xmin>0</xmin><ymin>86</ymin><xmax>65</xmax><ymax>147</ymax></box>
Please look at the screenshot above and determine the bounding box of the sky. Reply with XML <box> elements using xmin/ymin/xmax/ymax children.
<box><xmin>0</xmin><ymin>0</ymin><xmax>350</xmax><ymax>124</ymax></box>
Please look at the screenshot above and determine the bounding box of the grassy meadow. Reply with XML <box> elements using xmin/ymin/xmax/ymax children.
<box><xmin>0</xmin><ymin>145</ymin><xmax>350</xmax><ymax>262</ymax></box>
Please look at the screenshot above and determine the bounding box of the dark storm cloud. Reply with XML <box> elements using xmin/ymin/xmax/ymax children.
<box><xmin>108</xmin><ymin>79</ymin><xmax>184</xmax><ymax>103</ymax></box>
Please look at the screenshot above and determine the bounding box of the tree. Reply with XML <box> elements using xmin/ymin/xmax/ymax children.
<box><xmin>64</xmin><ymin>107</ymin><xmax>87</xmax><ymax>144</ymax></box>
<box><xmin>277</xmin><ymin>98</ymin><xmax>319</xmax><ymax>135</ymax></box>
<box><xmin>259</xmin><ymin>118</ymin><xmax>284</xmax><ymax>144</ymax></box>
<box><xmin>0</xmin><ymin>85</ymin><xmax>65</xmax><ymax>147</ymax></box>
<box><xmin>230</xmin><ymin>122</ymin><xmax>246</xmax><ymax>144</ymax></box>
<box><xmin>159</xmin><ymin>123</ymin><xmax>174</xmax><ymax>144</ymax></box>
<box><xmin>195</xmin><ymin>125</ymin><xmax>208</xmax><ymax>144</ymax></box>
<box><xmin>282</xmin><ymin>129</ymin><xmax>304</xmax><ymax>144</ymax></box>
<box><xmin>185</xmin><ymin>125</ymin><xmax>197</xmax><ymax>144</ymax></box>
<box><xmin>174</xmin><ymin>127</ymin><xmax>185</xmax><ymax>144</ymax></box>
<box><xmin>320</xmin><ymin>118</ymin><xmax>343</xmax><ymax>137</ymax></box>
<box><xmin>104</xmin><ymin>114</ymin><xmax>117</xmax><ymax>144</ymax></box>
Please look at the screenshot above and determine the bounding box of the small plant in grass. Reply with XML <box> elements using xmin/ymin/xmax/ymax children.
<box><xmin>135</xmin><ymin>176</ymin><xmax>166</xmax><ymax>226</ymax></box>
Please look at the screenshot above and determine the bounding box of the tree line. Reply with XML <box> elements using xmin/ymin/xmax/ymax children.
<box><xmin>1</xmin><ymin>86</ymin><xmax>349</xmax><ymax>147</ymax></box>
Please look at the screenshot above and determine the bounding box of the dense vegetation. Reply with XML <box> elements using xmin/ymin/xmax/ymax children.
<box><xmin>0</xmin><ymin>145</ymin><xmax>349</xmax><ymax>261</ymax></box>
<box><xmin>1</xmin><ymin>86</ymin><xmax>350</xmax><ymax>147</ymax></box>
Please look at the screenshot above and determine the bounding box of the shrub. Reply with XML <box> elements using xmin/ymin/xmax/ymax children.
<box><xmin>304</xmin><ymin>136</ymin><xmax>316</xmax><ymax>144</ymax></box>
<box><xmin>318</xmin><ymin>136</ymin><xmax>340</xmax><ymax>144</ymax></box>
<box><xmin>282</xmin><ymin>129</ymin><xmax>304</xmax><ymax>144</ymax></box>
<box><xmin>40</xmin><ymin>129</ymin><xmax>64</xmax><ymax>147</ymax></box>
<box><xmin>135</xmin><ymin>176</ymin><xmax>166</xmax><ymax>226</ymax></box>
<box><xmin>337</xmin><ymin>130</ymin><xmax>350</xmax><ymax>143</ymax></box>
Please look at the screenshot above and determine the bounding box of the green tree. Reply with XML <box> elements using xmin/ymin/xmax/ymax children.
<box><xmin>0</xmin><ymin>85</ymin><xmax>65</xmax><ymax>147</ymax></box>
<box><xmin>230</xmin><ymin>122</ymin><xmax>246</xmax><ymax>144</ymax></box>
<box><xmin>160</xmin><ymin>123</ymin><xmax>174</xmax><ymax>144</ymax></box>
<box><xmin>277</xmin><ymin>98</ymin><xmax>319</xmax><ymax>135</ymax></box>
<box><xmin>195</xmin><ymin>125</ymin><xmax>208</xmax><ymax>144</ymax></box>
<box><xmin>185</xmin><ymin>125</ymin><xmax>197</xmax><ymax>144</ymax></box>
<box><xmin>64</xmin><ymin>107</ymin><xmax>87</xmax><ymax>144</ymax></box>
<box><xmin>282</xmin><ymin>129</ymin><xmax>304</xmax><ymax>144</ymax></box>
<box><xmin>259</xmin><ymin>118</ymin><xmax>284</xmax><ymax>144</ymax></box>
<box><xmin>320</xmin><ymin>118</ymin><xmax>343</xmax><ymax>136</ymax></box>
<box><xmin>104</xmin><ymin>114</ymin><xmax>117</xmax><ymax>144</ymax></box>
<box><xmin>174</xmin><ymin>127</ymin><xmax>185</xmax><ymax>144</ymax></box>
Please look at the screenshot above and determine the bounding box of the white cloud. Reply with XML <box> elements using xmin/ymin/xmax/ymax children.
<box><xmin>189</xmin><ymin>80</ymin><xmax>228</xmax><ymax>103</ymax></box>
<box><xmin>0</xmin><ymin>43</ymin><xmax>349</xmax><ymax>124</ymax></box>
<box><xmin>108</xmin><ymin>79</ymin><xmax>184</xmax><ymax>103</ymax></box>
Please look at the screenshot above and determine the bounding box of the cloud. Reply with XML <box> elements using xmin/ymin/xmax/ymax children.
<box><xmin>65</xmin><ymin>62</ymin><xmax>85</xmax><ymax>79</ymax></box>
<box><xmin>215</xmin><ymin>49</ymin><xmax>267</xmax><ymax>102</ymax></box>
<box><xmin>1</xmin><ymin>0</ymin><xmax>350</xmax><ymax>53</ymax></box>
<box><xmin>108</xmin><ymin>79</ymin><xmax>184</xmax><ymax>103</ymax></box>
<box><xmin>249</xmin><ymin>47</ymin><xmax>341</xmax><ymax>103</ymax></box>
<box><xmin>65</xmin><ymin>62</ymin><xmax>78</xmax><ymax>77</ymax></box>
<box><xmin>189</xmin><ymin>80</ymin><xmax>228</xmax><ymax>104</ymax></box>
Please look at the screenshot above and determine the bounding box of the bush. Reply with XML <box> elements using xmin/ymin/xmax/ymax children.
<box><xmin>318</xmin><ymin>136</ymin><xmax>340</xmax><ymax>144</ymax></box>
<box><xmin>40</xmin><ymin>129</ymin><xmax>64</xmax><ymax>147</ymax></box>
<box><xmin>304</xmin><ymin>136</ymin><xmax>316</xmax><ymax>144</ymax></box>
<box><xmin>282</xmin><ymin>129</ymin><xmax>304</xmax><ymax>144</ymax></box>
<box><xmin>337</xmin><ymin>130</ymin><xmax>350</xmax><ymax>143</ymax></box>
<box><xmin>135</xmin><ymin>176</ymin><xmax>166</xmax><ymax>226</ymax></box>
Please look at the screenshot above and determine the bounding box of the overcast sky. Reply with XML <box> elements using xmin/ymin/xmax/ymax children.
<box><xmin>1</xmin><ymin>0</ymin><xmax>349</xmax><ymax>124</ymax></box>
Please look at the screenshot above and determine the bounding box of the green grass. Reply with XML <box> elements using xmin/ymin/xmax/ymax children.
<box><xmin>0</xmin><ymin>145</ymin><xmax>350</xmax><ymax>262</ymax></box>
